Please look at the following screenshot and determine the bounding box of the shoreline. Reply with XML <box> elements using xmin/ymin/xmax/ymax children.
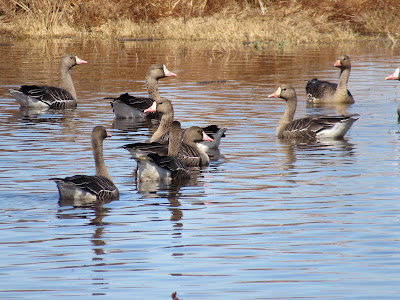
<box><xmin>1</xmin><ymin>1</ymin><xmax>397</xmax><ymax>47</ymax></box>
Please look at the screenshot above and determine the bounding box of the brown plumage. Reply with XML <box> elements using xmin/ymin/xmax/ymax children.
<box><xmin>9</xmin><ymin>54</ymin><xmax>87</xmax><ymax>109</ymax></box>
<box><xmin>110</xmin><ymin>64</ymin><xmax>176</xmax><ymax>119</ymax></box>
<box><xmin>51</xmin><ymin>126</ymin><xmax>119</xmax><ymax>202</ymax></box>
<box><xmin>269</xmin><ymin>84</ymin><xmax>357</xmax><ymax>140</ymax></box>
<box><xmin>305</xmin><ymin>55</ymin><xmax>354</xmax><ymax>104</ymax></box>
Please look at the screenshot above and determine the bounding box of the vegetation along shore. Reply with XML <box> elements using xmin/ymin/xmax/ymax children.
<box><xmin>1</xmin><ymin>0</ymin><xmax>399</xmax><ymax>46</ymax></box>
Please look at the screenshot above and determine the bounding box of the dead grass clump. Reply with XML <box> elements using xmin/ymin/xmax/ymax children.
<box><xmin>1</xmin><ymin>0</ymin><xmax>399</xmax><ymax>42</ymax></box>
<box><xmin>296</xmin><ymin>0</ymin><xmax>400</xmax><ymax>36</ymax></box>
<box><xmin>1</xmin><ymin>0</ymin><xmax>79</xmax><ymax>37</ymax></box>
<box><xmin>88</xmin><ymin>2</ymin><xmax>360</xmax><ymax>46</ymax></box>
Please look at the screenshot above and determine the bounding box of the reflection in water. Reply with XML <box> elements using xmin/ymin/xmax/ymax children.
<box><xmin>8</xmin><ymin>107</ymin><xmax>77</xmax><ymax>123</ymax></box>
<box><xmin>112</xmin><ymin>116</ymin><xmax>157</xmax><ymax>133</ymax></box>
<box><xmin>277</xmin><ymin>137</ymin><xmax>355</xmax><ymax>174</ymax></box>
<box><xmin>135</xmin><ymin>168</ymin><xmax>201</xmax><ymax>194</ymax></box>
<box><xmin>57</xmin><ymin>198</ymin><xmax>115</xmax><ymax>294</ymax></box>
<box><xmin>2</xmin><ymin>39</ymin><xmax>400</xmax><ymax>300</ymax></box>
<box><xmin>306</xmin><ymin>101</ymin><xmax>353</xmax><ymax>116</ymax></box>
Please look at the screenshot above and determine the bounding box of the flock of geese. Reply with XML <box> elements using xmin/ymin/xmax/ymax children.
<box><xmin>8</xmin><ymin>53</ymin><xmax>400</xmax><ymax>202</ymax></box>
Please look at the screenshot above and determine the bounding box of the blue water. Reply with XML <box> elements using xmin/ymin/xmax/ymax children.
<box><xmin>0</xmin><ymin>38</ymin><xmax>400</xmax><ymax>299</ymax></box>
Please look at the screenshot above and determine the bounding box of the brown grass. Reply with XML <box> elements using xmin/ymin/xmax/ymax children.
<box><xmin>0</xmin><ymin>0</ymin><xmax>399</xmax><ymax>44</ymax></box>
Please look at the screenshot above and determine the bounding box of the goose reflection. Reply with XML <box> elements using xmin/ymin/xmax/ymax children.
<box><xmin>56</xmin><ymin>197</ymin><xmax>115</xmax><ymax>289</ymax></box>
<box><xmin>112</xmin><ymin>116</ymin><xmax>159</xmax><ymax>134</ymax></box>
<box><xmin>276</xmin><ymin>138</ymin><xmax>356</xmax><ymax>173</ymax></box>
<box><xmin>135</xmin><ymin>167</ymin><xmax>200</xmax><ymax>194</ymax></box>
<box><xmin>7</xmin><ymin>107</ymin><xmax>79</xmax><ymax>143</ymax></box>
<box><xmin>306</xmin><ymin>101</ymin><xmax>352</xmax><ymax>117</ymax></box>
<box><xmin>8</xmin><ymin>106</ymin><xmax>78</xmax><ymax>123</ymax></box>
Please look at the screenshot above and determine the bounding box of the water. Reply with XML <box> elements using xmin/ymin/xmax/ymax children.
<box><xmin>1</xmin><ymin>38</ymin><xmax>400</xmax><ymax>299</ymax></box>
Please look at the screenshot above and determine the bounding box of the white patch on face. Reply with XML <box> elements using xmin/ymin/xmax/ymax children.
<box><xmin>277</xmin><ymin>86</ymin><xmax>282</xmax><ymax>97</ymax></box>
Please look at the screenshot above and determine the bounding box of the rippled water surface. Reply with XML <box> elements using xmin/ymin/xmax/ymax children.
<box><xmin>1</xmin><ymin>38</ymin><xmax>400</xmax><ymax>299</ymax></box>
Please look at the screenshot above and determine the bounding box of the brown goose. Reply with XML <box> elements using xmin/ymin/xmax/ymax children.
<box><xmin>146</xmin><ymin>98</ymin><xmax>174</xmax><ymax>143</ymax></box>
<box><xmin>110</xmin><ymin>64</ymin><xmax>176</xmax><ymax>119</ymax></box>
<box><xmin>124</xmin><ymin>123</ymin><xmax>213</xmax><ymax>167</ymax></box>
<box><xmin>135</xmin><ymin>121</ymin><xmax>191</xmax><ymax>182</ymax></box>
<box><xmin>268</xmin><ymin>85</ymin><xmax>358</xmax><ymax>140</ymax></box>
<box><xmin>51</xmin><ymin>126</ymin><xmax>119</xmax><ymax>201</ymax></box>
<box><xmin>385</xmin><ymin>67</ymin><xmax>400</xmax><ymax>119</ymax></box>
<box><xmin>9</xmin><ymin>54</ymin><xmax>87</xmax><ymax>109</ymax></box>
<box><xmin>305</xmin><ymin>55</ymin><xmax>354</xmax><ymax>104</ymax></box>
<box><xmin>145</xmin><ymin>98</ymin><xmax>226</xmax><ymax>151</ymax></box>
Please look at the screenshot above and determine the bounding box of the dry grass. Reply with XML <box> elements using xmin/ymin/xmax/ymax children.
<box><xmin>1</xmin><ymin>0</ymin><xmax>399</xmax><ymax>44</ymax></box>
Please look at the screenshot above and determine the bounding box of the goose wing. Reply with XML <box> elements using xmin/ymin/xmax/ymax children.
<box><xmin>19</xmin><ymin>85</ymin><xmax>75</xmax><ymax>107</ymax></box>
<box><xmin>111</xmin><ymin>93</ymin><xmax>154</xmax><ymax>111</ymax></box>
<box><xmin>52</xmin><ymin>175</ymin><xmax>118</xmax><ymax>200</ymax></box>
<box><xmin>305</xmin><ymin>78</ymin><xmax>337</xmax><ymax>100</ymax></box>
<box><xmin>147</xmin><ymin>153</ymin><xmax>190</xmax><ymax>180</ymax></box>
<box><xmin>123</xmin><ymin>141</ymin><xmax>169</xmax><ymax>158</ymax></box>
<box><xmin>178</xmin><ymin>143</ymin><xmax>203</xmax><ymax>167</ymax></box>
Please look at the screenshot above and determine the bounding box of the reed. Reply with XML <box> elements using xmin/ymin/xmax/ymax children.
<box><xmin>0</xmin><ymin>0</ymin><xmax>399</xmax><ymax>43</ymax></box>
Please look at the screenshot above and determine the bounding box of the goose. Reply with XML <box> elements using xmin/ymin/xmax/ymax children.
<box><xmin>385</xmin><ymin>68</ymin><xmax>400</xmax><ymax>119</ymax></box>
<box><xmin>9</xmin><ymin>54</ymin><xmax>87</xmax><ymax>109</ymax></box>
<box><xmin>135</xmin><ymin>121</ymin><xmax>191</xmax><ymax>182</ymax></box>
<box><xmin>385</xmin><ymin>68</ymin><xmax>400</xmax><ymax>81</ymax></box>
<box><xmin>268</xmin><ymin>84</ymin><xmax>358</xmax><ymax>140</ymax></box>
<box><xmin>124</xmin><ymin>123</ymin><xmax>213</xmax><ymax>167</ymax></box>
<box><xmin>305</xmin><ymin>55</ymin><xmax>354</xmax><ymax>104</ymax></box>
<box><xmin>51</xmin><ymin>126</ymin><xmax>119</xmax><ymax>202</ymax></box>
<box><xmin>110</xmin><ymin>64</ymin><xmax>176</xmax><ymax>119</ymax></box>
<box><xmin>145</xmin><ymin>99</ymin><xmax>226</xmax><ymax>151</ymax></box>
<box><xmin>146</xmin><ymin>98</ymin><xmax>174</xmax><ymax>143</ymax></box>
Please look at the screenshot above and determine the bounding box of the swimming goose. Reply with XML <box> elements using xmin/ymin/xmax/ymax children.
<box><xmin>305</xmin><ymin>55</ymin><xmax>354</xmax><ymax>104</ymax></box>
<box><xmin>385</xmin><ymin>68</ymin><xmax>400</xmax><ymax>119</ymax></box>
<box><xmin>268</xmin><ymin>84</ymin><xmax>358</xmax><ymax>140</ymax></box>
<box><xmin>51</xmin><ymin>126</ymin><xmax>119</xmax><ymax>202</ymax></box>
<box><xmin>386</xmin><ymin>68</ymin><xmax>400</xmax><ymax>81</ymax></box>
<box><xmin>124</xmin><ymin>123</ymin><xmax>213</xmax><ymax>167</ymax></box>
<box><xmin>146</xmin><ymin>98</ymin><xmax>174</xmax><ymax>143</ymax></box>
<box><xmin>110</xmin><ymin>64</ymin><xmax>176</xmax><ymax>119</ymax></box>
<box><xmin>9</xmin><ymin>54</ymin><xmax>87</xmax><ymax>109</ymax></box>
<box><xmin>135</xmin><ymin>121</ymin><xmax>191</xmax><ymax>182</ymax></box>
<box><xmin>145</xmin><ymin>99</ymin><xmax>226</xmax><ymax>151</ymax></box>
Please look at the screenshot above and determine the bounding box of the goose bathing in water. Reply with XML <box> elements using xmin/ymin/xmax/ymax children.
<box><xmin>385</xmin><ymin>67</ymin><xmax>400</xmax><ymax>119</ymax></box>
<box><xmin>51</xmin><ymin>126</ymin><xmax>119</xmax><ymax>202</ymax></box>
<box><xmin>268</xmin><ymin>84</ymin><xmax>357</xmax><ymax>140</ymax></box>
<box><xmin>110</xmin><ymin>64</ymin><xmax>177</xmax><ymax>119</ymax></box>
<box><xmin>9</xmin><ymin>54</ymin><xmax>87</xmax><ymax>109</ymax></box>
<box><xmin>133</xmin><ymin>121</ymin><xmax>192</xmax><ymax>183</ymax></box>
<box><xmin>305</xmin><ymin>55</ymin><xmax>354</xmax><ymax>104</ymax></box>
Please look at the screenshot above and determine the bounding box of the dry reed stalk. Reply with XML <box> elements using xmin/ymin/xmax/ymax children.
<box><xmin>1</xmin><ymin>0</ymin><xmax>399</xmax><ymax>41</ymax></box>
<box><xmin>7</xmin><ymin>0</ymin><xmax>76</xmax><ymax>36</ymax></box>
